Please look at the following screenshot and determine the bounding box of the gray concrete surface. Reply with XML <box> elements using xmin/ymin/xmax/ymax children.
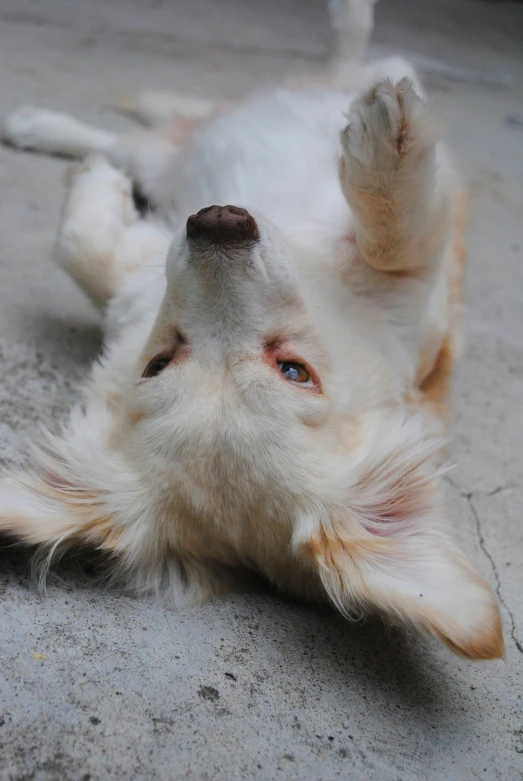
<box><xmin>0</xmin><ymin>1</ymin><xmax>522</xmax><ymax>779</ymax></box>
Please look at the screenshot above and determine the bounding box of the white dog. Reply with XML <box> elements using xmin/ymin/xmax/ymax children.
<box><xmin>0</xmin><ymin>0</ymin><xmax>503</xmax><ymax>660</ymax></box>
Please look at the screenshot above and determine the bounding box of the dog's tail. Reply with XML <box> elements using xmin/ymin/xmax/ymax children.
<box><xmin>286</xmin><ymin>0</ymin><xmax>379</xmax><ymax>90</ymax></box>
<box><xmin>328</xmin><ymin>0</ymin><xmax>377</xmax><ymax>68</ymax></box>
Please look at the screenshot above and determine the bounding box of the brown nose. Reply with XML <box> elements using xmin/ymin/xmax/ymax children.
<box><xmin>186</xmin><ymin>205</ymin><xmax>259</xmax><ymax>245</ymax></box>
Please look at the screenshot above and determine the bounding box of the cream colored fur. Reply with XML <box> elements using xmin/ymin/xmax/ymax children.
<box><xmin>0</xmin><ymin>0</ymin><xmax>503</xmax><ymax>660</ymax></box>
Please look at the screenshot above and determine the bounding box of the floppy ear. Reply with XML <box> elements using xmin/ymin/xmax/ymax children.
<box><xmin>0</xmin><ymin>412</ymin><xmax>135</xmax><ymax>583</ymax></box>
<box><xmin>294</xmin><ymin>411</ymin><xmax>503</xmax><ymax>660</ymax></box>
<box><xmin>0</xmin><ymin>407</ymin><xmax>221</xmax><ymax>604</ymax></box>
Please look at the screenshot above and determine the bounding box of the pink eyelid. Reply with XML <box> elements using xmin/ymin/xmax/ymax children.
<box><xmin>263</xmin><ymin>338</ymin><xmax>322</xmax><ymax>392</ymax></box>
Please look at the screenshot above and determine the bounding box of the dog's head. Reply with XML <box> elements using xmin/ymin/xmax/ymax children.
<box><xmin>0</xmin><ymin>205</ymin><xmax>503</xmax><ymax>659</ymax></box>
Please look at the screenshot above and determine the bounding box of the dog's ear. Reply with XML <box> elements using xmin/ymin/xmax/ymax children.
<box><xmin>0</xmin><ymin>420</ymin><xmax>134</xmax><ymax>576</ymax></box>
<box><xmin>294</xmin><ymin>411</ymin><xmax>503</xmax><ymax>660</ymax></box>
<box><xmin>0</xmin><ymin>410</ymin><xmax>226</xmax><ymax>604</ymax></box>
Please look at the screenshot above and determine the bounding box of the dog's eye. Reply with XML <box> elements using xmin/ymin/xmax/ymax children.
<box><xmin>141</xmin><ymin>334</ymin><xmax>187</xmax><ymax>379</ymax></box>
<box><xmin>142</xmin><ymin>355</ymin><xmax>171</xmax><ymax>379</ymax></box>
<box><xmin>277</xmin><ymin>361</ymin><xmax>310</xmax><ymax>384</ymax></box>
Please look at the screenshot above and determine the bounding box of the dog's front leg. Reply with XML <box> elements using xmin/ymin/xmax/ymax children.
<box><xmin>340</xmin><ymin>78</ymin><xmax>453</xmax><ymax>274</ymax></box>
<box><xmin>55</xmin><ymin>155</ymin><xmax>170</xmax><ymax>310</ymax></box>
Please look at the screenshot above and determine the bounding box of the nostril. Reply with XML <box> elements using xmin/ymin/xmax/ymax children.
<box><xmin>224</xmin><ymin>205</ymin><xmax>249</xmax><ymax>218</ymax></box>
<box><xmin>186</xmin><ymin>204</ymin><xmax>259</xmax><ymax>245</ymax></box>
<box><xmin>195</xmin><ymin>205</ymin><xmax>219</xmax><ymax>217</ymax></box>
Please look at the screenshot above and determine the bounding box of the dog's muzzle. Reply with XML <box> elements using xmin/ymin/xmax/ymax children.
<box><xmin>186</xmin><ymin>205</ymin><xmax>259</xmax><ymax>247</ymax></box>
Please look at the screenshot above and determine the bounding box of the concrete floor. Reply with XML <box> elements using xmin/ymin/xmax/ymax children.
<box><xmin>0</xmin><ymin>1</ymin><xmax>522</xmax><ymax>779</ymax></box>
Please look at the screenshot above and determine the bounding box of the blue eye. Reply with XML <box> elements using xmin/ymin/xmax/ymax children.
<box><xmin>277</xmin><ymin>361</ymin><xmax>310</xmax><ymax>384</ymax></box>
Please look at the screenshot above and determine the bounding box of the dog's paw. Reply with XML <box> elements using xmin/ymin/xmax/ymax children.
<box><xmin>64</xmin><ymin>154</ymin><xmax>136</xmax><ymax>224</ymax></box>
<box><xmin>2</xmin><ymin>105</ymin><xmax>47</xmax><ymax>149</ymax></box>
<box><xmin>65</xmin><ymin>152</ymin><xmax>133</xmax><ymax>193</ymax></box>
<box><xmin>64</xmin><ymin>152</ymin><xmax>124</xmax><ymax>184</ymax></box>
<box><xmin>341</xmin><ymin>78</ymin><xmax>437</xmax><ymax>177</ymax></box>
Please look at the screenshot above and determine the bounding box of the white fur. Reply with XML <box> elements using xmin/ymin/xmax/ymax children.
<box><xmin>0</xmin><ymin>0</ymin><xmax>503</xmax><ymax>659</ymax></box>
<box><xmin>2</xmin><ymin>105</ymin><xmax>116</xmax><ymax>157</ymax></box>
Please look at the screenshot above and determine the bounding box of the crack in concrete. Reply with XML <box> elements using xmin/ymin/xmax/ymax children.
<box><xmin>464</xmin><ymin>492</ymin><xmax>523</xmax><ymax>656</ymax></box>
<box><xmin>444</xmin><ymin>475</ymin><xmax>522</xmax><ymax>655</ymax></box>
<box><xmin>486</xmin><ymin>484</ymin><xmax>517</xmax><ymax>497</ymax></box>
<box><xmin>444</xmin><ymin>476</ymin><xmax>517</xmax><ymax>499</ymax></box>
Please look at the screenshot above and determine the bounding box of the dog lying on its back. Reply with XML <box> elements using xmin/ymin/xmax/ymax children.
<box><xmin>0</xmin><ymin>0</ymin><xmax>503</xmax><ymax>659</ymax></box>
